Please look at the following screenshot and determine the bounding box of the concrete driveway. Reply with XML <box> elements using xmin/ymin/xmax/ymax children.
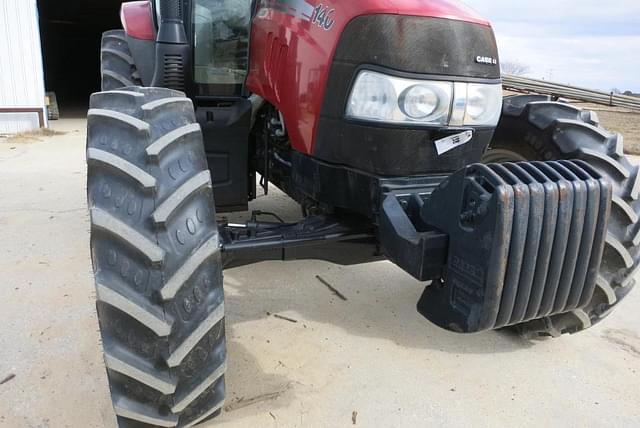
<box><xmin>0</xmin><ymin>119</ymin><xmax>639</xmax><ymax>428</ymax></box>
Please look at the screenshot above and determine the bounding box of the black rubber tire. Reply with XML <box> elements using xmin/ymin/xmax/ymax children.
<box><xmin>485</xmin><ymin>95</ymin><xmax>638</xmax><ymax>338</ymax></box>
<box><xmin>87</xmin><ymin>87</ymin><xmax>226</xmax><ymax>427</ymax></box>
<box><xmin>101</xmin><ymin>30</ymin><xmax>143</xmax><ymax>91</ymax></box>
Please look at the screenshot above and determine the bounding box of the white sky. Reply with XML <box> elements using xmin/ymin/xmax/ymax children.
<box><xmin>462</xmin><ymin>0</ymin><xmax>640</xmax><ymax>92</ymax></box>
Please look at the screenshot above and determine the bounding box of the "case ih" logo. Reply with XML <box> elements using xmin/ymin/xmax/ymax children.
<box><xmin>475</xmin><ymin>56</ymin><xmax>497</xmax><ymax>65</ymax></box>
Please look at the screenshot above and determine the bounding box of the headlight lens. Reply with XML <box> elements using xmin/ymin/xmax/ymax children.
<box><xmin>401</xmin><ymin>85</ymin><xmax>438</xmax><ymax>119</ymax></box>
<box><xmin>346</xmin><ymin>70</ymin><xmax>502</xmax><ymax>127</ymax></box>
<box><xmin>400</xmin><ymin>84</ymin><xmax>450</xmax><ymax>122</ymax></box>
<box><xmin>346</xmin><ymin>72</ymin><xmax>397</xmax><ymax>121</ymax></box>
<box><xmin>464</xmin><ymin>83</ymin><xmax>503</xmax><ymax>126</ymax></box>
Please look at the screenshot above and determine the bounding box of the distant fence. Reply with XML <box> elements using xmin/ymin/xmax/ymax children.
<box><xmin>502</xmin><ymin>75</ymin><xmax>640</xmax><ymax>111</ymax></box>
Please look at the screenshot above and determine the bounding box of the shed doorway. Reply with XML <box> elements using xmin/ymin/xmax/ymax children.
<box><xmin>37</xmin><ymin>0</ymin><xmax>124</xmax><ymax>117</ymax></box>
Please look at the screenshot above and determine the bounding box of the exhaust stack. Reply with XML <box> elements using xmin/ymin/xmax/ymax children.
<box><xmin>152</xmin><ymin>0</ymin><xmax>191</xmax><ymax>91</ymax></box>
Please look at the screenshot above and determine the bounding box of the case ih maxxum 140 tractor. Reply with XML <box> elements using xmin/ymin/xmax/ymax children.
<box><xmin>87</xmin><ymin>0</ymin><xmax>638</xmax><ymax>426</ymax></box>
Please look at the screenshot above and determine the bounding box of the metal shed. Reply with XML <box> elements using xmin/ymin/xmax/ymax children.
<box><xmin>0</xmin><ymin>0</ymin><xmax>47</xmax><ymax>134</ymax></box>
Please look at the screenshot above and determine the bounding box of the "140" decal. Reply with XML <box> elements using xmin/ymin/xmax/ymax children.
<box><xmin>311</xmin><ymin>4</ymin><xmax>335</xmax><ymax>31</ymax></box>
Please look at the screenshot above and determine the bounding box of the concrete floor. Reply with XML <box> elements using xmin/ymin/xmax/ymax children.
<box><xmin>0</xmin><ymin>119</ymin><xmax>639</xmax><ymax>428</ymax></box>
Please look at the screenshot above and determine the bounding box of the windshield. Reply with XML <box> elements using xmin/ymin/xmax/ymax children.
<box><xmin>193</xmin><ymin>0</ymin><xmax>251</xmax><ymax>90</ymax></box>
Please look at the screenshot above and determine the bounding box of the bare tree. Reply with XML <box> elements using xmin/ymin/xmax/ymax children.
<box><xmin>501</xmin><ymin>61</ymin><xmax>531</xmax><ymax>76</ymax></box>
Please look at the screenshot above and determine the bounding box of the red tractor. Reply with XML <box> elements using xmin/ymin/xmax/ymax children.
<box><xmin>87</xmin><ymin>0</ymin><xmax>638</xmax><ymax>426</ymax></box>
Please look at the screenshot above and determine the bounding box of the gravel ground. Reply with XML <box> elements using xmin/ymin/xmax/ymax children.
<box><xmin>587</xmin><ymin>106</ymin><xmax>640</xmax><ymax>154</ymax></box>
<box><xmin>0</xmin><ymin>118</ymin><xmax>639</xmax><ymax>428</ymax></box>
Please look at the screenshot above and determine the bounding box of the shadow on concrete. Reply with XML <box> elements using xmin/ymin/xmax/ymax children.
<box><xmin>218</xmin><ymin>338</ymin><xmax>294</xmax><ymax>421</ymax></box>
<box><xmin>220</xmin><ymin>191</ymin><xmax>535</xmax><ymax>357</ymax></box>
<box><xmin>223</xmin><ymin>264</ymin><xmax>533</xmax><ymax>357</ymax></box>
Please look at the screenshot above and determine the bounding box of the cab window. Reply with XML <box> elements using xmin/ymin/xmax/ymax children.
<box><xmin>193</xmin><ymin>0</ymin><xmax>251</xmax><ymax>95</ymax></box>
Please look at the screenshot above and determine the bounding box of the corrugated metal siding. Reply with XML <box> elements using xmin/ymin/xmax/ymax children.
<box><xmin>0</xmin><ymin>0</ymin><xmax>47</xmax><ymax>134</ymax></box>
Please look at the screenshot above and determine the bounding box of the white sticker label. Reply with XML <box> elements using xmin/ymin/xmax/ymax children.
<box><xmin>434</xmin><ymin>130</ymin><xmax>474</xmax><ymax>156</ymax></box>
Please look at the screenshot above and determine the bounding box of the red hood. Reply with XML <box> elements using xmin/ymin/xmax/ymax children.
<box><xmin>336</xmin><ymin>0</ymin><xmax>490</xmax><ymax>26</ymax></box>
<box><xmin>386</xmin><ymin>0</ymin><xmax>490</xmax><ymax>26</ymax></box>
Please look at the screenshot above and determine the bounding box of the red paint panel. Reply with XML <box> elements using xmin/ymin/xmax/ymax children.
<box><xmin>121</xmin><ymin>1</ymin><xmax>156</xmax><ymax>41</ymax></box>
<box><xmin>388</xmin><ymin>0</ymin><xmax>489</xmax><ymax>26</ymax></box>
<box><xmin>246</xmin><ymin>0</ymin><xmax>490</xmax><ymax>155</ymax></box>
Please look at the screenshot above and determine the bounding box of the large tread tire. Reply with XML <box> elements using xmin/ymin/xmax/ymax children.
<box><xmin>101</xmin><ymin>30</ymin><xmax>143</xmax><ymax>91</ymax></box>
<box><xmin>87</xmin><ymin>87</ymin><xmax>226</xmax><ymax>427</ymax></box>
<box><xmin>485</xmin><ymin>95</ymin><xmax>638</xmax><ymax>338</ymax></box>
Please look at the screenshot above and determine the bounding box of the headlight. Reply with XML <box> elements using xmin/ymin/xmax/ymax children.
<box><xmin>346</xmin><ymin>72</ymin><xmax>397</xmax><ymax>121</ymax></box>
<box><xmin>464</xmin><ymin>83</ymin><xmax>503</xmax><ymax>126</ymax></box>
<box><xmin>346</xmin><ymin>70</ymin><xmax>502</xmax><ymax>127</ymax></box>
<box><xmin>400</xmin><ymin>84</ymin><xmax>450</xmax><ymax>122</ymax></box>
<box><xmin>346</xmin><ymin>71</ymin><xmax>452</xmax><ymax>125</ymax></box>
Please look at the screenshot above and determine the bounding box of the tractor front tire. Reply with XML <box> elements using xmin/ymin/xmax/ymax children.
<box><xmin>485</xmin><ymin>95</ymin><xmax>639</xmax><ymax>338</ymax></box>
<box><xmin>101</xmin><ymin>30</ymin><xmax>143</xmax><ymax>91</ymax></box>
<box><xmin>87</xmin><ymin>87</ymin><xmax>226</xmax><ymax>427</ymax></box>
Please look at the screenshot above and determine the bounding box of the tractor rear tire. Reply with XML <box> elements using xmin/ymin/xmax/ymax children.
<box><xmin>87</xmin><ymin>87</ymin><xmax>226</xmax><ymax>427</ymax></box>
<box><xmin>101</xmin><ymin>30</ymin><xmax>143</xmax><ymax>91</ymax></box>
<box><xmin>485</xmin><ymin>95</ymin><xmax>639</xmax><ymax>338</ymax></box>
